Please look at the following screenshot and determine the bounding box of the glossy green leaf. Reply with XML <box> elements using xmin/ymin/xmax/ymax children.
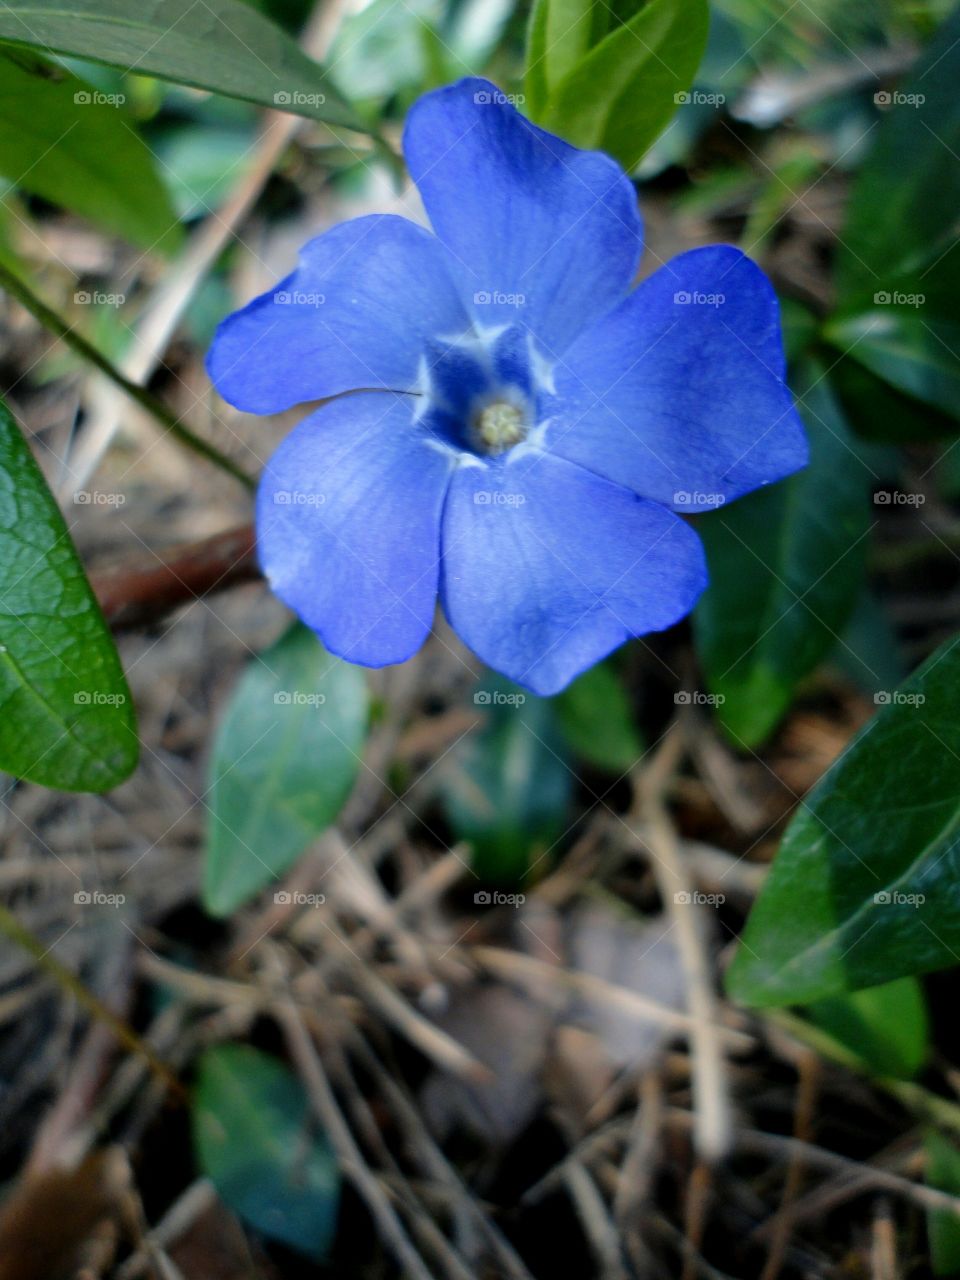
<box><xmin>832</xmin><ymin>7</ymin><xmax>960</xmax><ymax>421</ymax></box>
<box><xmin>0</xmin><ymin>50</ymin><xmax>179</xmax><ymax>251</ymax></box>
<box><xmin>439</xmin><ymin>678</ymin><xmax>572</xmax><ymax>882</ymax></box>
<box><xmin>829</xmin><ymin>351</ymin><xmax>960</xmax><ymax>443</ymax></box>
<box><xmin>192</xmin><ymin>1044</ymin><xmax>339</xmax><ymax>1259</ymax></box>
<box><xmin>838</xmin><ymin>5</ymin><xmax>960</xmax><ymax>309</ymax></box>
<box><xmin>926</xmin><ymin>1129</ymin><xmax>960</xmax><ymax>1276</ymax></box>
<box><xmin>727</xmin><ymin>634</ymin><xmax>960</xmax><ymax>1007</ymax></box>
<box><xmin>806</xmin><ymin>977</ymin><xmax>929</xmax><ymax>1079</ymax></box>
<box><xmin>694</xmin><ymin>367</ymin><xmax>872</xmax><ymax>747</ymax></box>
<box><xmin>554</xmin><ymin>662</ymin><xmax>643</xmax><ymax>773</ymax></box>
<box><xmin>0</xmin><ymin>0</ymin><xmax>363</xmax><ymax>130</ymax></box>
<box><xmin>826</xmin><ymin>311</ymin><xmax>960</xmax><ymax>425</ymax></box>
<box><xmin>203</xmin><ymin>625</ymin><xmax>368</xmax><ymax>917</ymax></box>
<box><xmin>0</xmin><ymin>400</ymin><xmax>137</xmax><ymax>792</ymax></box>
<box><xmin>530</xmin><ymin>0</ymin><xmax>709</xmax><ymax>171</ymax></box>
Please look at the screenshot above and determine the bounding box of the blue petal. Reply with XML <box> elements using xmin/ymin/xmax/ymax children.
<box><xmin>546</xmin><ymin>247</ymin><xmax>808</xmax><ymax>510</ymax></box>
<box><xmin>440</xmin><ymin>453</ymin><xmax>707</xmax><ymax>695</ymax></box>
<box><xmin>257</xmin><ymin>394</ymin><xmax>454</xmax><ymax>665</ymax></box>
<box><xmin>403</xmin><ymin>78</ymin><xmax>642</xmax><ymax>357</ymax></box>
<box><xmin>207</xmin><ymin>215</ymin><xmax>469</xmax><ymax>414</ymax></box>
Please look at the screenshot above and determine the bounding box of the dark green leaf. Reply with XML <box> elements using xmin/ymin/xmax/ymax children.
<box><xmin>829</xmin><ymin>351</ymin><xmax>960</xmax><ymax>443</ymax></box>
<box><xmin>806</xmin><ymin>977</ymin><xmax>929</xmax><ymax>1079</ymax></box>
<box><xmin>0</xmin><ymin>0</ymin><xmax>363</xmax><ymax>130</ymax></box>
<box><xmin>0</xmin><ymin>400</ymin><xmax>137</xmax><ymax>791</ymax></box>
<box><xmin>694</xmin><ymin>366</ymin><xmax>872</xmax><ymax>747</ymax></box>
<box><xmin>554</xmin><ymin>662</ymin><xmax>643</xmax><ymax>773</ymax></box>
<box><xmin>192</xmin><ymin>1044</ymin><xmax>339</xmax><ymax>1259</ymax></box>
<box><xmin>530</xmin><ymin>0</ymin><xmax>709</xmax><ymax>171</ymax></box>
<box><xmin>727</xmin><ymin>634</ymin><xmax>960</xmax><ymax>1007</ymax></box>
<box><xmin>0</xmin><ymin>50</ymin><xmax>179</xmax><ymax>251</ymax></box>
<box><xmin>838</xmin><ymin>5</ymin><xmax>960</xmax><ymax>310</ymax></box>
<box><xmin>826</xmin><ymin>310</ymin><xmax>960</xmax><ymax>424</ymax></box>
<box><xmin>439</xmin><ymin>678</ymin><xmax>572</xmax><ymax>882</ymax></box>
<box><xmin>203</xmin><ymin>624</ymin><xmax>368</xmax><ymax>917</ymax></box>
<box><xmin>926</xmin><ymin>1129</ymin><xmax>960</xmax><ymax>1276</ymax></box>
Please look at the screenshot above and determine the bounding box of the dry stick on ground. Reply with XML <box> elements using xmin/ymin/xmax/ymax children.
<box><xmin>758</xmin><ymin>1045</ymin><xmax>821</xmax><ymax>1280</ymax></box>
<box><xmin>470</xmin><ymin>944</ymin><xmax>752</xmax><ymax>1051</ymax></box>
<box><xmin>563</xmin><ymin>1161</ymin><xmax>630</xmax><ymax>1280</ymax></box>
<box><xmin>665</xmin><ymin>1109</ymin><xmax>960</xmax><ymax>1221</ymax></box>
<box><xmin>635</xmin><ymin>725</ymin><xmax>733</xmax><ymax>1163</ymax></box>
<box><xmin>347</xmin><ymin>1030</ymin><xmax>538</xmax><ymax>1280</ymax></box>
<box><xmin>267</xmin><ymin>952</ymin><xmax>438</xmax><ymax>1280</ymax></box>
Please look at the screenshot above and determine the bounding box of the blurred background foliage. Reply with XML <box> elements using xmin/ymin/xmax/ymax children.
<box><xmin>3</xmin><ymin>0</ymin><xmax>960</xmax><ymax>1273</ymax></box>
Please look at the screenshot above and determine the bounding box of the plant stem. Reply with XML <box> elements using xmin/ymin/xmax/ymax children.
<box><xmin>0</xmin><ymin>261</ymin><xmax>254</xmax><ymax>490</ymax></box>
<box><xmin>0</xmin><ymin>902</ymin><xmax>184</xmax><ymax>1099</ymax></box>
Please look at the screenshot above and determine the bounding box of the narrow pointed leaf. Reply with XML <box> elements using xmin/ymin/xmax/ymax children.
<box><xmin>0</xmin><ymin>0</ymin><xmax>364</xmax><ymax>130</ymax></box>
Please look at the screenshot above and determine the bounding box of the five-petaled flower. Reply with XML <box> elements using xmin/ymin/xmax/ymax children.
<box><xmin>208</xmin><ymin>78</ymin><xmax>807</xmax><ymax>695</ymax></box>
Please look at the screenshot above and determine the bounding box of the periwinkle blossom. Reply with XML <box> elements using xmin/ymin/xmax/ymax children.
<box><xmin>208</xmin><ymin>78</ymin><xmax>806</xmax><ymax>695</ymax></box>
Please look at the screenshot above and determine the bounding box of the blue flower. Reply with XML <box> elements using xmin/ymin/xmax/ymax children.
<box><xmin>208</xmin><ymin>78</ymin><xmax>807</xmax><ymax>695</ymax></box>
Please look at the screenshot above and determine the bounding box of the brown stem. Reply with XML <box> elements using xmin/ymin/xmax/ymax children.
<box><xmin>91</xmin><ymin>524</ymin><xmax>261</xmax><ymax>630</ymax></box>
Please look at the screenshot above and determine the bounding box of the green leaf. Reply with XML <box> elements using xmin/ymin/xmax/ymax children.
<box><xmin>694</xmin><ymin>366</ymin><xmax>872</xmax><ymax>748</ymax></box>
<box><xmin>203</xmin><ymin>624</ymin><xmax>368</xmax><ymax>917</ymax></box>
<box><xmin>554</xmin><ymin>662</ymin><xmax>643</xmax><ymax>773</ymax></box>
<box><xmin>0</xmin><ymin>0</ymin><xmax>363</xmax><ymax>131</ymax></box>
<box><xmin>829</xmin><ymin>351</ymin><xmax>960</xmax><ymax>443</ymax></box>
<box><xmin>926</xmin><ymin>1130</ymin><xmax>960</xmax><ymax>1276</ymax></box>
<box><xmin>838</xmin><ymin>5</ymin><xmax>960</xmax><ymax>310</ymax></box>
<box><xmin>192</xmin><ymin>1044</ymin><xmax>339</xmax><ymax>1259</ymax></box>
<box><xmin>0</xmin><ymin>400</ymin><xmax>137</xmax><ymax>792</ymax></box>
<box><xmin>826</xmin><ymin>310</ymin><xmax>960</xmax><ymax>425</ymax></box>
<box><xmin>530</xmin><ymin>0</ymin><xmax>709</xmax><ymax>171</ymax></box>
<box><xmin>831</xmin><ymin>8</ymin><xmax>960</xmax><ymax>420</ymax></box>
<box><xmin>727</xmin><ymin>634</ymin><xmax>960</xmax><ymax>1007</ymax></box>
<box><xmin>806</xmin><ymin>977</ymin><xmax>929</xmax><ymax>1079</ymax></box>
<box><xmin>0</xmin><ymin>50</ymin><xmax>180</xmax><ymax>252</ymax></box>
<box><xmin>439</xmin><ymin>678</ymin><xmax>572</xmax><ymax>883</ymax></box>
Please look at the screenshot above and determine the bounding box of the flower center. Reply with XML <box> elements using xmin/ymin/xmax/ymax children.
<box><xmin>474</xmin><ymin>399</ymin><xmax>527</xmax><ymax>454</ymax></box>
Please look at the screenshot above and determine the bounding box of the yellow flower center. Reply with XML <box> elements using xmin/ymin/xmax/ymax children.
<box><xmin>475</xmin><ymin>400</ymin><xmax>526</xmax><ymax>454</ymax></box>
